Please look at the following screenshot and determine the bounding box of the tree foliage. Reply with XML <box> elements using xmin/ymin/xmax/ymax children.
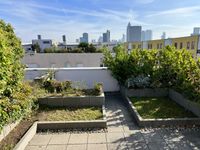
<box><xmin>103</xmin><ymin>46</ymin><xmax>200</xmax><ymax>103</ymax></box>
<box><xmin>78</xmin><ymin>42</ymin><xmax>98</xmax><ymax>53</ymax></box>
<box><xmin>32</xmin><ymin>43</ymin><xmax>41</xmax><ymax>53</ymax></box>
<box><xmin>0</xmin><ymin>20</ymin><xmax>38</xmax><ymax>132</ymax></box>
<box><xmin>0</xmin><ymin>20</ymin><xmax>24</xmax><ymax>97</ymax></box>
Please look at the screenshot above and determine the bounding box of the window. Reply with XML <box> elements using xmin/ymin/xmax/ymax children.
<box><xmin>180</xmin><ymin>42</ymin><xmax>183</xmax><ymax>49</ymax></box>
<box><xmin>157</xmin><ymin>44</ymin><xmax>159</xmax><ymax>49</ymax></box>
<box><xmin>160</xmin><ymin>43</ymin><xmax>163</xmax><ymax>49</ymax></box>
<box><xmin>187</xmin><ymin>42</ymin><xmax>190</xmax><ymax>49</ymax></box>
<box><xmin>43</xmin><ymin>41</ymin><xmax>50</xmax><ymax>44</ymax></box>
<box><xmin>191</xmin><ymin>41</ymin><xmax>195</xmax><ymax>49</ymax></box>
<box><xmin>174</xmin><ymin>43</ymin><xmax>178</xmax><ymax>49</ymax></box>
<box><xmin>148</xmin><ymin>44</ymin><xmax>152</xmax><ymax>49</ymax></box>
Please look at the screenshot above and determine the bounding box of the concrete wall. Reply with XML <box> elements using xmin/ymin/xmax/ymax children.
<box><xmin>24</xmin><ymin>67</ymin><xmax>119</xmax><ymax>92</ymax></box>
<box><xmin>22</xmin><ymin>53</ymin><xmax>104</xmax><ymax>68</ymax></box>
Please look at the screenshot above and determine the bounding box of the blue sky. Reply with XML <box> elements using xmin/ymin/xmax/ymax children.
<box><xmin>0</xmin><ymin>0</ymin><xmax>200</xmax><ymax>43</ymax></box>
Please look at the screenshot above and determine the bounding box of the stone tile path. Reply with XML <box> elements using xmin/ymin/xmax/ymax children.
<box><xmin>25</xmin><ymin>94</ymin><xmax>200</xmax><ymax>150</ymax></box>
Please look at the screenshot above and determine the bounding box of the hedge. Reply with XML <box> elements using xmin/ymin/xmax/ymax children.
<box><xmin>103</xmin><ymin>46</ymin><xmax>200</xmax><ymax>103</ymax></box>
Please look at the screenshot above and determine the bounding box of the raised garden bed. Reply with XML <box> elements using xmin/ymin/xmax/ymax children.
<box><xmin>130</xmin><ymin>97</ymin><xmax>196</xmax><ymax>119</ymax></box>
<box><xmin>13</xmin><ymin>105</ymin><xmax>106</xmax><ymax>150</ymax></box>
<box><xmin>0</xmin><ymin>105</ymin><xmax>107</xmax><ymax>150</ymax></box>
<box><xmin>38</xmin><ymin>93</ymin><xmax>105</xmax><ymax>107</ymax></box>
<box><xmin>120</xmin><ymin>86</ymin><xmax>200</xmax><ymax>127</ymax></box>
<box><xmin>37</xmin><ymin>106</ymin><xmax>103</xmax><ymax>121</ymax></box>
<box><xmin>0</xmin><ymin>79</ymin><xmax>107</xmax><ymax>150</ymax></box>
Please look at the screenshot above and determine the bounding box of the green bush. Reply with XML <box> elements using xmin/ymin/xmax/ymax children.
<box><xmin>103</xmin><ymin>46</ymin><xmax>200</xmax><ymax>103</ymax></box>
<box><xmin>0</xmin><ymin>20</ymin><xmax>24</xmax><ymax>97</ymax></box>
<box><xmin>0</xmin><ymin>20</ymin><xmax>38</xmax><ymax>132</ymax></box>
<box><xmin>0</xmin><ymin>82</ymin><xmax>39</xmax><ymax>132</ymax></box>
<box><xmin>94</xmin><ymin>82</ymin><xmax>103</xmax><ymax>95</ymax></box>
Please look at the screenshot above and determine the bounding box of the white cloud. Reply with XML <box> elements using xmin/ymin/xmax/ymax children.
<box><xmin>135</xmin><ymin>0</ymin><xmax>155</xmax><ymax>4</ymax></box>
<box><xmin>147</xmin><ymin>6</ymin><xmax>200</xmax><ymax>17</ymax></box>
<box><xmin>0</xmin><ymin>1</ymin><xmax>144</xmax><ymax>42</ymax></box>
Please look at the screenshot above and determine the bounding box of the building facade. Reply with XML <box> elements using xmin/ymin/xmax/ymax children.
<box><xmin>192</xmin><ymin>27</ymin><xmax>200</xmax><ymax>35</ymax></box>
<box><xmin>125</xmin><ymin>35</ymin><xmax>200</xmax><ymax>58</ymax></box>
<box><xmin>80</xmin><ymin>33</ymin><xmax>89</xmax><ymax>43</ymax></box>
<box><xmin>127</xmin><ymin>22</ymin><xmax>142</xmax><ymax>42</ymax></box>
<box><xmin>141</xmin><ymin>30</ymin><xmax>152</xmax><ymax>41</ymax></box>
<box><xmin>22</xmin><ymin>53</ymin><xmax>104</xmax><ymax>68</ymax></box>
<box><xmin>32</xmin><ymin>35</ymin><xmax>53</xmax><ymax>52</ymax></box>
<box><xmin>103</xmin><ymin>30</ymin><xmax>110</xmax><ymax>43</ymax></box>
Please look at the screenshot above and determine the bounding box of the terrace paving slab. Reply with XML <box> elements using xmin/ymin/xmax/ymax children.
<box><xmin>68</xmin><ymin>133</ymin><xmax>88</xmax><ymax>144</ymax></box>
<box><xmin>48</xmin><ymin>133</ymin><xmax>70</xmax><ymax>145</ymax></box>
<box><xmin>88</xmin><ymin>133</ymin><xmax>106</xmax><ymax>143</ymax></box>
<box><xmin>87</xmin><ymin>144</ymin><xmax>107</xmax><ymax>150</ymax></box>
<box><xmin>45</xmin><ymin>145</ymin><xmax>66</xmax><ymax>150</ymax></box>
<box><xmin>25</xmin><ymin>94</ymin><xmax>200</xmax><ymax>150</ymax></box>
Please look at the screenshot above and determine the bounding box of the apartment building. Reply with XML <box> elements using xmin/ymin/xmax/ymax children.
<box><xmin>125</xmin><ymin>35</ymin><xmax>200</xmax><ymax>58</ymax></box>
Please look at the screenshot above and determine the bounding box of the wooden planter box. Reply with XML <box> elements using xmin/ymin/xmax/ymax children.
<box><xmin>38</xmin><ymin>93</ymin><xmax>105</xmax><ymax>107</ymax></box>
<box><xmin>120</xmin><ymin>86</ymin><xmax>200</xmax><ymax>127</ymax></box>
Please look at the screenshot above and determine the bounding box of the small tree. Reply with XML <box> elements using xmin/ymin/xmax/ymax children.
<box><xmin>87</xmin><ymin>44</ymin><xmax>96</xmax><ymax>53</ymax></box>
<box><xmin>32</xmin><ymin>43</ymin><xmax>41</xmax><ymax>53</ymax></box>
<box><xmin>78</xmin><ymin>42</ymin><xmax>88</xmax><ymax>52</ymax></box>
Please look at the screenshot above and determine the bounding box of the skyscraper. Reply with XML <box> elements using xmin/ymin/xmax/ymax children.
<box><xmin>62</xmin><ymin>35</ymin><xmax>66</xmax><ymax>44</ymax></box>
<box><xmin>98</xmin><ymin>36</ymin><xmax>103</xmax><ymax>43</ymax></box>
<box><xmin>122</xmin><ymin>34</ymin><xmax>126</xmax><ymax>42</ymax></box>
<box><xmin>161</xmin><ymin>32</ymin><xmax>166</xmax><ymax>39</ymax></box>
<box><xmin>192</xmin><ymin>27</ymin><xmax>200</xmax><ymax>35</ymax></box>
<box><xmin>80</xmin><ymin>33</ymin><xmax>89</xmax><ymax>43</ymax></box>
<box><xmin>141</xmin><ymin>30</ymin><xmax>152</xmax><ymax>41</ymax></box>
<box><xmin>103</xmin><ymin>30</ymin><xmax>110</xmax><ymax>43</ymax></box>
<box><xmin>126</xmin><ymin>22</ymin><xmax>142</xmax><ymax>42</ymax></box>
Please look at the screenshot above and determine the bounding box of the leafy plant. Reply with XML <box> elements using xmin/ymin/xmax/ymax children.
<box><xmin>0</xmin><ymin>20</ymin><xmax>24</xmax><ymax>97</ymax></box>
<box><xmin>103</xmin><ymin>46</ymin><xmax>200</xmax><ymax>103</ymax></box>
<box><xmin>94</xmin><ymin>82</ymin><xmax>103</xmax><ymax>95</ymax></box>
<box><xmin>126</xmin><ymin>75</ymin><xmax>151</xmax><ymax>89</ymax></box>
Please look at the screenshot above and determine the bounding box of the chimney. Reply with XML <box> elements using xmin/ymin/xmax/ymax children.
<box><xmin>62</xmin><ymin>35</ymin><xmax>66</xmax><ymax>44</ymax></box>
<box><xmin>38</xmin><ymin>35</ymin><xmax>41</xmax><ymax>40</ymax></box>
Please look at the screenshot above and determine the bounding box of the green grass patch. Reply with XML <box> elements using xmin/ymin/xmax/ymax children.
<box><xmin>37</xmin><ymin>106</ymin><xmax>103</xmax><ymax>121</ymax></box>
<box><xmin>130</xmin><ymin>97</ymin><xmax>196</xmax><ymax>119</ymax></box>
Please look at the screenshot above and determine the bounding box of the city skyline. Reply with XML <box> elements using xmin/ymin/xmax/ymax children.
<box><xmin>0</xmin><ymin>0</ymin><xmax>200</xmax><ymax>43</ymax></box>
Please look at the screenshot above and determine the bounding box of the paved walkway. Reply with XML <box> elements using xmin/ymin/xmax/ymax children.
<box><xmin>25</xmin><ymin>94</ymin><xmax>200</xmax><ymax>150</ymax></box>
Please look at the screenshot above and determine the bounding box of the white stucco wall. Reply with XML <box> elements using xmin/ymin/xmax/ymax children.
<box><xmin>22</xmin><ymin>53</ymin><xmax>104</xmax><ymax>68</ymax></box>
<box><xmin>24</xmin><ymin>67</ymin><xmax>119</xmax><ymax>92</ymax></box>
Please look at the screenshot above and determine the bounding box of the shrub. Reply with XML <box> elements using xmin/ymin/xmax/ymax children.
<box><xmin>103</xmin><ymin>46</ymin><xmax>200</xmax><ymax>103</ymax></box>
<box><xmin>94</xmin><ymin>82</ymin><xmax>103</xmax><ymax>95</ymax></box>
<box><xmin>0</xmin><ymin>20</ymin><xmax>24</xmax><ymax>97</ymax></box>
<box><xmin>0</xmin><ymin>20</ymin><xmax>32</xmax><ymax>132</ymax></box>
<box><xmin>0</xmin><ymin>82</ymin><xmax>38</xmax><ymax>132</ymax></box>
<box><xmin>126</xmin><ymin>75</ymin><xmax>151</xmax><ymax>89</ymax></box>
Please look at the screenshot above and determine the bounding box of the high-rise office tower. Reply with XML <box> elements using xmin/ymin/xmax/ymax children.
<box><xmin>126</xmin><ymin>22</ymin><xmax>142</xmax><ymax>42</ymax></box>
<box><xmin>80</xmin><ymin>33</ymin><xmax>89</xmax><ymax>43</ymax></box>
<box><xmin>192</xmin><ymin>27</ymin><xmax>200</xmax><ymax>35</ymax></box>
<box><xmin>103</xmin><ymin>30</ymin><xmax>110</xmax><ymax>43</ymax></box>
<box><xmin>161</xmin><ymin>32</ymin><xmax>166</xmax><ymax>39</ymax></box>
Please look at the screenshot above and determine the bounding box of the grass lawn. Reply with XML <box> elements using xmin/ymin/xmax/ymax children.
<box><xmin>130</xmin><ymin>97</ymin><xmax>196</xmax><ymax>119</ymax></box>
<box><xmin>37</xmin><ymin>106</ymin><xmax>103</xmax><ymax>121</ymax></box>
